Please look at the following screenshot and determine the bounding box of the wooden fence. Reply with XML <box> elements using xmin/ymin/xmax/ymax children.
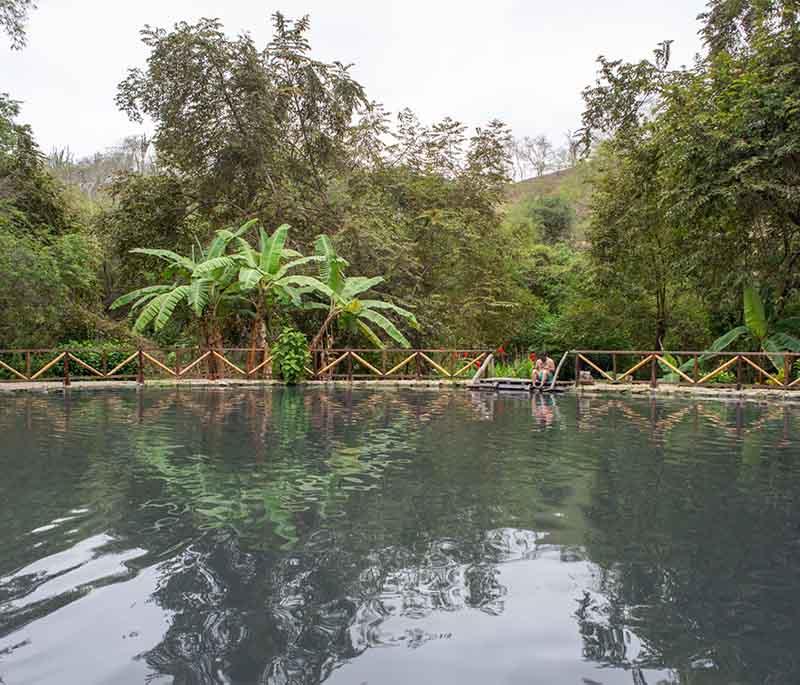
<box><xmin>573</xmin><ymin>350</ymin><xmax>799</xmax><ymax>390</ymax></box>
<box><xmin>1</xmin><ymin>347</ymin><xmax>797</xmax><ymax>391</ymax></box>
<box><xmin>0</xmin><ymin>348</ymin><xmax>491</xmax><ymax>386</ymax></box>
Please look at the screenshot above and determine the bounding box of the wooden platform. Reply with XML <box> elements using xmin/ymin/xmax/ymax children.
<box><xmin>469</xmin><ymin>377</ymin><xmax>567</xmax><ymax>393</ymax></box>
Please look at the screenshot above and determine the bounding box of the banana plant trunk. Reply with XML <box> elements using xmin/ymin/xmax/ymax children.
<box><xmin>247</xmin><ymin>302</ymin><xmax>270</xmax><ymax>378</ymax></box>
<box><xmin>202</xmin><ymin>322</ymin><xmax>223</xmax><ymax>380</ymax></box>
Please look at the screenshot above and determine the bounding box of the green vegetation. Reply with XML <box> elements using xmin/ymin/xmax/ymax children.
<box><xmin>272</xmin><ymin>328</ymin><xmax>311</xmax><ymax>384</ymax></box>
<box><xmin>3</xmin><ymin>3</ymin><xmax>800</xmax><ymax>359</ymax></box>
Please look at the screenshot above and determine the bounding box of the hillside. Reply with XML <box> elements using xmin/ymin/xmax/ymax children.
<box><xmin>506</xmin><ymin>163</ymin><xmax>595</xmax><ymax>242</ymax></box>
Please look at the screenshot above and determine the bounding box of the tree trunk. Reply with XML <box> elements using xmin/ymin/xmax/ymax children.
<box><xmin>247</xmin><ymin>307</ymin><xmax>270</xmax><ymax>377</ymax></box>
<box><xmin>203</xmin><ymin>323</ymin><xmax>223</xmax><ymax>380</ymax></box>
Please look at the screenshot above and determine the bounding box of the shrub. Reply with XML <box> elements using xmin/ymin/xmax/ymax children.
<box><xmin>273</xmin><ymin>328</ymin><xmax>310</xmax><ymax>384</ymax></box>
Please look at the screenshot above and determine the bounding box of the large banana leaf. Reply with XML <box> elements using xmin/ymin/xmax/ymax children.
<box><xmin>130</xmin><ymin>248</ymin><xmax>195</xmax><ymax>271</ymax></box>
<box><xmin>356</xmin><ymin>320</ymin><xmax>385</xmax><ymax>349</ymax></box>
<box><xmin>238</xmin><ymin>267</ymin><xmax>263</xmax><ymax>291</ymax></box>
<box><xmin>155</xmin><ymin>285</ymin><xmax>192</xmax><ymax>330</ymax></box>
<box><xmin>276</xmin><ymin>275</ymin><xmax>335</xmax><ymax>299</ymax></box>
<box><xmin>360</xmin><ymin>300</ymin><xmax>419</xmax><ymax>327</ymax></box>
<box><xmin>272</xmin><ymin>255</ymin><xmax>324</xmax><ymax>282</ymax></box>
<box><xmin>133</xmin><ymin>292</ymin><xmax>170</xmax><ymax>332</ymax></box>
<box><xmin>314</xmin><ymin>234</ymin><xmax>347</xmax><ymax>294</ymax></box>
<box><xmin>342</xmin><ymin>276</ymin><xmax>384</xmax><ymax>300</ymax></box>
<box><xmin>744</xmin><ymin>285</ymin><xmax>768</xmax><ymax>341</ymax></box>
<box><xmin>358</xmin><ymin>309</ymin><xmax>410</xmax><ymax>348</ymax></box>
<box><xmin>188</xmin><ymin>279</ymin><xmax>211</xmax><ymax>317</ymax></box>
<box><xmin>705</xmin><ymin>325</ymin><xmax>749</xmax><ymax>358</ymax></box>
<box><xmin>110</xmin><ymin>284</ymin><xmax>173</xmax><ymax>310</ymax></box>
<box><xmin>260</xmin><ymin>224</ymin><xmax>289</xmax><ymax>275</ymax></box>
<box><xmin>194</xmin><ymin>255</ymin><xmax>242</xmax><ymax>274</ymax></box>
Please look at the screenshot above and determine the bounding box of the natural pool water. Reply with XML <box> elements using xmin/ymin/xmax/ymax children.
<box><xmin>0</xmin><ymin>387</ymin><xmax>799</xmax><ymax>685</ymax></box>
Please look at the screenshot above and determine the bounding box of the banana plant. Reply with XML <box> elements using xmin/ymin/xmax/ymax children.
<box><xmin>194</xmin><ymin>223</ymin><xmax>332</xmax><ymax>362</ymax></box>
<box><xmin>110</xmin><ymin>221</ymin><xmax>255</xmax><ymax>351</ymax></box>
<box><xmin>661</xmin><ymin>285</ymin><xmax>800</xmax><ymax>380</ymax></box>
<box><xmin>707</xmin><ymin>285</ymin><xmax>800</xmax><ymax>370</ymax></box>
<box><xmin>308</xmin><ymin>235</ymin><xmax>418</xmax><ymax>350</ymax></box>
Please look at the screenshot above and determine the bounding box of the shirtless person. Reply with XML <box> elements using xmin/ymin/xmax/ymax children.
<box><xmin>533</xmin><ymin>352</ymin><xmax>556</xmax><ymax>388</ymax></box>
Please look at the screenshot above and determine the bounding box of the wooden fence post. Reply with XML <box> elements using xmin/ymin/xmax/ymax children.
<box><xmin>575</xmin><ymin>354</ymin><xmax>581</xmax><ymax>388</ymax></box>
<box><xmin>737</xmin><ymin>356</ymin><xmax>743</xmax><ymax>390</ymax></box>
<box><xmin>137</xmin><ymin>348</ymin><xmax>145</xmax><ymax>385</ymax></box>
<box><xmin>693</xmin><ymin>354</ymin><xmax>699</xmax><ymax>383</ymax></box>
<box><xmin>63</xmin><ymin>351</ymin><xmax>70</xmax><ymax>387</ymax></box>
<box><xmin>784</xmin><ymin>354</ymin><xmax>792</xmax><ymax>388</ymax></box>
<box><xmin>175</xmin><ymin>349</ymin><xmax>181</xmax><ymax>378</ymax></box>
<box><xmin>347</xmin><ymin>350</ymin><xmax>353</xmax><ymax>382</ymax></box>
<box><xmin>612</xmin><ymin>353</ymin><xmax>617</xmax><ymax>382</ymax></box>
<box><xmin>650</xmin><ymin>356</ymin><xmax>657</xmax><ymax>389</ymax></box>
<box><xmin>25</xmin><ymin>351</ymin><xmax>31</xmax><ymax>379</ymax></box>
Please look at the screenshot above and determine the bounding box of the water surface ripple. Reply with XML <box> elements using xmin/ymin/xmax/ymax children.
<box><xmin>1</xmin><ymin>388</ymin><xmax>799</xmax><ymax>684</ymax></box>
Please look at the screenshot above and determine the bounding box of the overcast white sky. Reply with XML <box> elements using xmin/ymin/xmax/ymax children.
<box><xmin>2</xmin><ymin>0</ymin><xmax>707</xmax><ymax>157</ymax></box>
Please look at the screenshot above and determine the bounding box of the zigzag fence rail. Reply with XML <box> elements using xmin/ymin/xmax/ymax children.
<box><xmin>572</xmin><ymin>350</ymin><xmax>800</xmax><ymax>390</ymax></box>
<box><xmin>1</xmin><ymin>347</ymin><xmax>797</xmax><ymax>391</ymax></box>
<box><xmin>0</xmin><ymin>348</ymin><xmax>493</xmax><ymax>386</ymax></box>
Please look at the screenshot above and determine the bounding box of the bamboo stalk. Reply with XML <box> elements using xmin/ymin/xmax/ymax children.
<box><xmin>740</xmin><ymin>355</ymin><xmax>782</xmax><ymax>386</ymax></box>
<box><xmin>351</xmin><ymin>352</ymin><xmax>383</xmax><ymax>376</ymax></box>
<box><xmin>454</xmin><ymin>353</ymin><xmax>486</xmax><ymax>377</ymax></box>
<box><xmin>0</xmin><ymin>358</ymin><xmax>29</xmax><ymax>381</ymax></box>
<box><xmin>317</xmin><ymin>351</ymin><xmax>350</xmax><ymax>376</ymax></box>
<box><xmin>578</xmin><ymin>354</ymin><xmax>616</xmax><ymax>382</ymax></box>
<box><xmin>616</xmin><ymin>354</ymin><xmax>654</xmax><ymax>382</ymax></box>
<box><xmin>697</xmin><ymin>356</ymin><xmax>739</xmax><ymax>385</ymax></box>
<box><xmin>70</xmin><ymin>355</ymin><xmax>105</xmax><ymax>377</ymax></box>
<box><xmin>247</xmin><ymin>354</ymin><xmax>274</xmax><ymax>376</ymax></box>
<box><xmin>107</xmin><ymin>351</ymin><xmax>140</xmax><ymax>377</ymax></box>
<box><xmin>418</xmin><ymin>352</ymin><xmax>451</xmax><ymax>377</ymax></box>
<box><xmin>30</xmin><ymin>352</ymin><xmax>66</xmax><ymax>380</ymax></box>
<box><xmin>385</xmin><ymin>352</ymin><xmax>418</xmax><ymax>377</ymax></box>
<box><xmin>212</xmin><ymin>351</ymin><xmax>246</xmax><ymax>376</ymax></box>
<box><xmin>142</xmin><ymin>351</ymin><xmax>178</xmax><ymax>377</ymax></box>
<box><xmin>654</xmin><ymin>355</ymin><xmax>695</xmax><ymax>384</ymax></box>
<box><xmin>178</xmin><ymin>351</ymin><xmax>211</xmax><ymax>377</ymax></box>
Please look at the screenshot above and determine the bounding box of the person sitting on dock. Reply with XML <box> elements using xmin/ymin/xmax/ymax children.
<box><xmin>533</xmin><ymin>352</ymin><xmax>556</xmax><ymax>388</ymax></box>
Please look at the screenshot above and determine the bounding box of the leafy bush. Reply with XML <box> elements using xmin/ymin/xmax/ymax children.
<box><xmin>273</xmin><ymin>328</ymin><xmax>310</xmax><ymax>384</ymax></box>
<box><xmin>494</xmin><ymin>358</ymin><xmax>534</xmax><ymax>379</ymax></box>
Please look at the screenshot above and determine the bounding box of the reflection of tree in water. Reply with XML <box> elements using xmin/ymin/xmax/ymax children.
<box><xmin>141</xmin><ymin>527</ymin><xmax>541</xmax><ymax>684</ymax></box>
<box><xmin>104</xmin><ymin>388</ymin><xmax>565</xmax><ymax>684</ymax></box>
<box><xmin>576</xmin><ymin>400</ymin><xmax>800</xmax><ymax>685</ymax></box>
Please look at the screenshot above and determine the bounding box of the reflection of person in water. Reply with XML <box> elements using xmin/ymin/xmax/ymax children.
<box><xmin>532</xmin><ymin>393</ymin><xmax>555</xmax><ymax>427</ymax></box>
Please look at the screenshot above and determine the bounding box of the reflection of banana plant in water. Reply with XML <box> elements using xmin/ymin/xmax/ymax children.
<box><xmin>308</xmin><ymin>235</ymin><xmax>419</xmax><ymax>351</ymax></box>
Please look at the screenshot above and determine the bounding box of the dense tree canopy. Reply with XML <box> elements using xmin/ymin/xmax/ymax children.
<box><xmin>3</xmin><ymin>2</ymin><xmax>800</xmax><ymax>359</ymax></box>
